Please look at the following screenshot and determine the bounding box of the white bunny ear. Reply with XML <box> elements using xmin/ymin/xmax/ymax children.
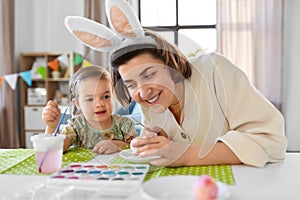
<box><xmin>105</xmin><ymin>0</ymin><xmax>144</xmax><ymax>38</ymax></box>
<box><xmin>64</xmin><ymin>16</ymin><xmax>122</xmax><ymax>52</ymax></box>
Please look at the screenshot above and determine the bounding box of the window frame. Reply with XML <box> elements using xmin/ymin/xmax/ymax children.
<box><xmin>137</xmin><ymin>0</ymin><xmax>217</xmax><ymax>45</ymax></box>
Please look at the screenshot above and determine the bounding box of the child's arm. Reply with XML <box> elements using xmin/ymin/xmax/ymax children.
<box><xmin>63</xmin><ymin>137</ymin><xmax>72</xmax><ymax>152</ymax></box>
<box><xmin>92</xmin><ymin>140</ymin><xmax>129</xmax><ymax>154</ymax></box>
<box><xmin>91</xmin><ymin>115</ymin><xmax>139</xmax><ymax>154</ymax></box>
<box><xmin>60</xmin><ymin>124</ymin><xmax>79</xmax><ymax>153</ymax></box>
<box><xmin>43</xmin><ymin>100</ymin><xmax>74</xmax><ymax>152</ymax></box>
<box><xmin>111</xmin><ymin>140</ymin><xmax>130</xmax><ymax>150</ymax></box>
<box><xmin>42</xmin><ymin>100</ymin><xmax>61</xmax><ymax>134</ymax></box>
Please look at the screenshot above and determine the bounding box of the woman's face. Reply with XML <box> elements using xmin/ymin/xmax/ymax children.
<box><xmin>75</xmin><ymin>78</ymin><xmax>113</xmax><ymax>129</ymax></box>
<box><xmin>118</xmin><ymin>53</ymin><xmax>180</xmax><ymax>113</ymax></box>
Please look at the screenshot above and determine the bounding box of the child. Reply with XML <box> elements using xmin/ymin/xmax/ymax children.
<box><xmin>42</xmin><ymin>66</ymin><xmax>138</xmax><ymax>154</ymax></box>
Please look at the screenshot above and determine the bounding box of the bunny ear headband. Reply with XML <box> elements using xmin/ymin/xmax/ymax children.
<box><xmin>64</xmin><ymin>0</ymin><xmax>157</xmax><ymax>53</ymax></box>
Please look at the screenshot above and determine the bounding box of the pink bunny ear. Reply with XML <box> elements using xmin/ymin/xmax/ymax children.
<box><xmin>65</xmin><ymin>16</ymin><xmax>122</xmax><ymax>52</ymax></box>
<box><xmin>106</xmin><ymin>0</ymin><xmax>144</xmax><ymax>38</ymax></box>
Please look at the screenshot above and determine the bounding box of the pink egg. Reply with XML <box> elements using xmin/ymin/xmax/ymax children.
<box><xmin>192</xmin><ymin>175</ymin><xmax>218</xmax><ymax>200</ymax></box>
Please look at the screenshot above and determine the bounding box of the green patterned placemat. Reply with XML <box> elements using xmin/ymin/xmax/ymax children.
<box><xmin>0</xmin><ymin>147</ymin><xmax>95</xmax><ymax>175</ymax></box>
<box><xmin>0</xmin><ymin>149</ymin><xmax>34</xmax><ymax>173</ymax></box>
<box><xmin>110</xmin><ymin>155</ymin><xmax>235</xmax><ymax>185</ymax></box>
<box><xmin>0</xmin><ymin>148</ymin><xmax>235</xmax><ymax>185</ymax></box>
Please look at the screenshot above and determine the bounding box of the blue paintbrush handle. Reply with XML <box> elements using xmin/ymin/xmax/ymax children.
<box><xmin>53</xmin><ymin>107</ymin><xmax>68</xmax><ymax>136</ymax></box>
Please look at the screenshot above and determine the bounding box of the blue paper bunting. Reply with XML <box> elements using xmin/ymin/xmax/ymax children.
<box><xmin>1</xmin><ymin>53</ymin><xmax>85</xmax><ymax>90</ymax></box>
<box><xmin>19</xmin><ymin>70</ymin><xmax>32</xmax><ymax>86</ymax></box>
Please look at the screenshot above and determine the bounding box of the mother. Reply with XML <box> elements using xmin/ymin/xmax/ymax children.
<box><xmin>110</xmin><ymin>29</ymin><xmax>287</xmax><ymax>167</ymax></box>
<box><xmin>64</xmin><ymin>0</ymin><xmax>287</xmax><ymax>167</ymax></box>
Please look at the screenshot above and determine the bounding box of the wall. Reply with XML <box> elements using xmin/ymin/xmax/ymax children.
<box><xmin>15</xmin><ymin>0</ymin><xmax>85</xmax><ymax>65</ymax></box>
<box><xmin>282</xmin><ymin>0</ymin><xmax>300</xmax><ymax>151</ymax></box>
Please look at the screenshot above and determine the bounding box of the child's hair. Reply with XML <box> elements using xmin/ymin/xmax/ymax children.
<box><xmin>69</xmin><ymin>66</ymin><xmax>112</xmax><ymax>115</ymax></box>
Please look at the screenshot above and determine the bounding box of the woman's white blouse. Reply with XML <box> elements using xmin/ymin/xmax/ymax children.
<box><xmin>141</xmin><ymin>52</ymin><xmax>288</xmax><ymax>167</ymax></box>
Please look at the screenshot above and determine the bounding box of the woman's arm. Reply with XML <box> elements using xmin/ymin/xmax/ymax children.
<box><xmin>173</xmin><ymin>142</ymin><xmax>242</xmax><ymax>166</ymax></box>
<box><xmin>132</xmin><ymin>136</ymin><xmax>242</xmax><ymax>166</ymax></box>
<box><xmin>212</xmin><ymin>53</ymin><xmax>287</xmax><ymax>167</ymax></box>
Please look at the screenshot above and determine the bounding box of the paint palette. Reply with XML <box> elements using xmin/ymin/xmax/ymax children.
<box><xmin>47</xmin><ymin>163</ymin><xmax>150</xmax><ymax>197</ymax></box>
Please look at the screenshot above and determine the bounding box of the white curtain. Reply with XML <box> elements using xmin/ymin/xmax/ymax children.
<box><xmin>217</xmin><ymin>0</ymin><xmax>283</xmax><ymax>109</ymax></box>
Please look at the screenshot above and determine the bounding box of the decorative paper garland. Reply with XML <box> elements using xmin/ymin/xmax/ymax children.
<box><xmin>0</xmin><ymin>53</ymin><xmax>93</xmax><ymax>91</ymax></box>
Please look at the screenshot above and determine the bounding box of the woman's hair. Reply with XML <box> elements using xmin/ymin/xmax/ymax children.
<box><xmin>110</xmin><ymin>29</ymin><xmax>192</xmax><ymax>107</ymax></box>
<box><xmin>69</xmin><ymin>66</ymin><xmax>111</xmax><ymax>115</ymax></box>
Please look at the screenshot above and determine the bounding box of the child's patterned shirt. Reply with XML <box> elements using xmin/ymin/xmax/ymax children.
<box><xmin>61</xmin><ymin>114</ymin><xmax>138</xmax><ymax>149</ymax></box>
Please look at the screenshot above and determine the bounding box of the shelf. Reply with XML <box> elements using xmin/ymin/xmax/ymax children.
<box><xmin>24</xmin><ymin>104</ymin><xmax>46</xmax><ymax>107</ymax></box>
<box><xmin>31</xmin><ymin>78</ymin><xmax>45</xmax><ymax>82</ymax></box>
<box><xmin>19</xmin><ymin>51</ymin><xmax>75</xmax><ymax>148</ymax></box>
<box><xmin>47</xmin><ymin>78</ymin><xmax>70</xmax><ymax>82</ymax></box>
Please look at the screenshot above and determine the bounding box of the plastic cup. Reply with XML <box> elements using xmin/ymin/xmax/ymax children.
<box><xmin>31</xmin><ymin>134</ymin><xmax>65</xmax><ymax>174</ymax></box>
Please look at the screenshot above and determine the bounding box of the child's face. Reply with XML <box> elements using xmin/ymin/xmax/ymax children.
<box><xmin>75</xmin><ymin>78</ymin><xmax>113</xmax><ymax>129</ymax></box>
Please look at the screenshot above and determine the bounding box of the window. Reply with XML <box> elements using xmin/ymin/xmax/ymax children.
<box><xmin>138</xmin><ymin>0</ymin><xmax>217</xmax><ymax>56</ymax></box>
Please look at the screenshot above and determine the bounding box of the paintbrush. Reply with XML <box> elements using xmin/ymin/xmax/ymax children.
<box><xmin>53</xmin><ymin>106</ymin><xmax>69</xmax><ymax>136</ymax></box>
<box><xmin>131</xmin><ymin>116</ymin><xmax>150</xmax><ymax>130</ymax></box>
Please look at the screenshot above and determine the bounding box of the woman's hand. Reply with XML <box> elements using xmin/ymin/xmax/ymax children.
<box><xmin>140</xmin><ymin>126</ymin><xmax>168</xmax><ymax>138</ymax></box>
<box><xmin>131</xmin><ymin>126</ymin><xmax>168</xmax><ymax>154</ymax></box>
<box><xmin>92</xmin><ymin>140</ymin><xmax>124</xmax><ymax>154</ymax></box>
<box><xmin>42</xmin><ymin>100</ymin><xmax>61</xmax><ymax>133</ymax></box>
<box><xmin>131</xmin><ymin>136</ymin><xmax>190</xmax><ymax>166</ymax></box>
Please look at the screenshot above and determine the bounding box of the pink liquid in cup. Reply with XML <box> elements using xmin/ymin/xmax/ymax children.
<box><xmin>34</xmin><ymin>148</ymin><xmax>63</xmax><ymax>174</ymax></box>
<box><xmin>31</xmin><ymin>134</ymin><xmax>65</xmax><ymax>174</ymax></box>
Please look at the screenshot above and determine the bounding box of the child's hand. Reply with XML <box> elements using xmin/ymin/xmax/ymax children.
<box><xmin>92</xmin><ymin>140</ymin><xmax>122</xmax><ymax>154</ymax></box>
<box><xmin>42</xmin><ymin>100</ymin><xmax>61</xmax><ymax>132</ymax></box>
